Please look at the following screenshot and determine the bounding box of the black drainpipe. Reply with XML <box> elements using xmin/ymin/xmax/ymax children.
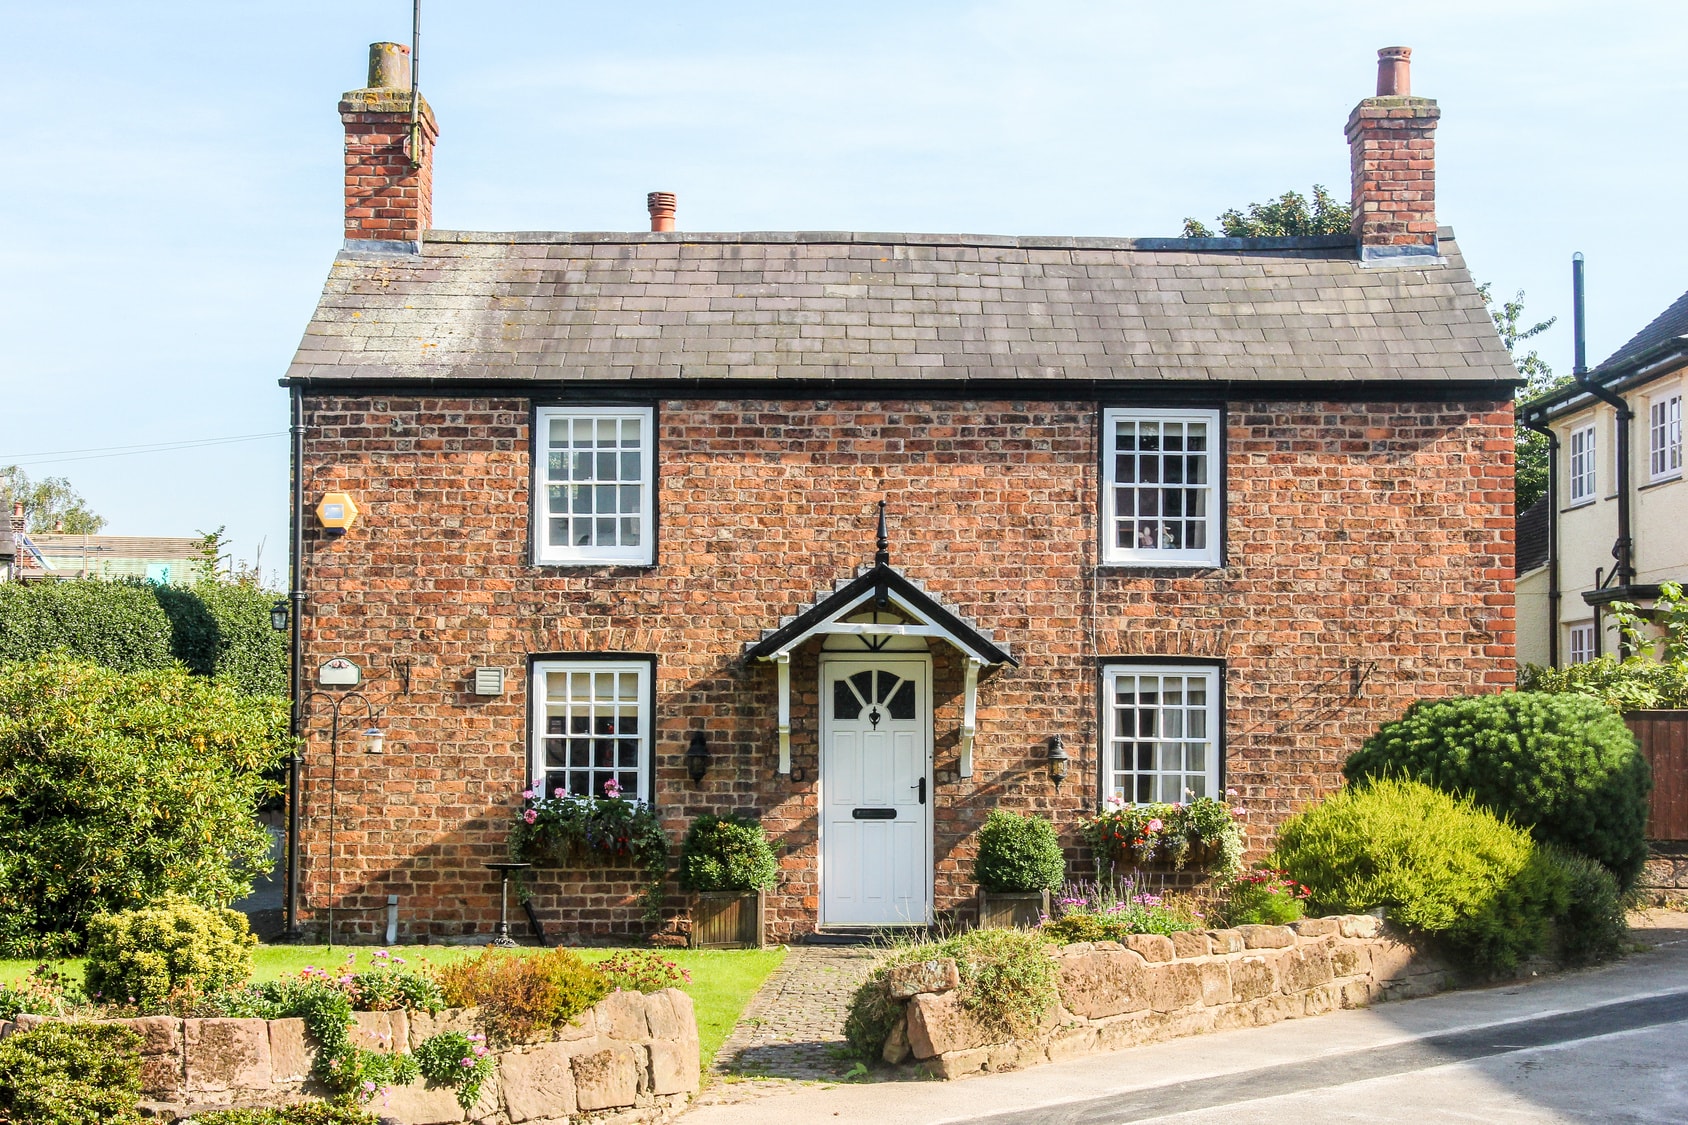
<box><xmin>1520</xmin><ymin>409</ymin><xmax>1560</xmax><ymax>667</ymax></box>
<box><xmin>286</xmin><ymin>385</ymin><xmax>306</xmax><ymax>939</ymax></box>
<box><xmin>1569</xmin><ymin>253</ymin><xmax>1636</xmax><ymax>658</ymax></box>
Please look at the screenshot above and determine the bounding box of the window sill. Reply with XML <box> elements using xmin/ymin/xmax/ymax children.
<box><xmin>1097</xmin><ymin>564</ymin><xmax>1228</xmax><ymax>578</ymax></box>
<box><xmin>1640</xmin><ymin>473</ymin><xmax>1683</xmax><ymax>491</ymax></box>
<box><xmin>532</xmin><ymin>560</ymin><xmax>658</xmax><ymax>572</ymax></box>
<box><xmin>1561</xmin><ymin>499</ymin><xmax>1597</xmax><ymax>513</ymax></box>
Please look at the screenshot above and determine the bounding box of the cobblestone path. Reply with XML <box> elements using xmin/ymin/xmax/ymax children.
<box><xmin>703</xmin><ymin>945</ymin><xmax>884</xmax><ymax>1090</ymax></box>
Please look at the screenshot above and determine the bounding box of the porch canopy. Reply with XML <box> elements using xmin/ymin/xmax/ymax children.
<box><xmin>745</xmin><ymin>559</ymin><xmax>1014</xmax><ymax>778</ymax></box>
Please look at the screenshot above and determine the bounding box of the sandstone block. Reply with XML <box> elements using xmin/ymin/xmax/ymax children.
<box><xmin>643</xmin><ymin>989</ymin><xmax>686</xmax><ymax>1040</ymax></box>
<box><xmin>1171</xmin><ymin>931</ymin><xmax>1211</xmax><ymax>958</ymax></box>
<box><xmin>1143</xmin><ymin>961</ymin><xmax>1203</xmax><ymax>1013</ymax></box>
<box><xmin>125</xmin><ymin>1016</ymin><xmax>182</xmax><ymax>1056</ymax></box>
<box><xmin>1045</xmin><ymin>1023</ymin><xmax>1099</xmax><ymax>1063</ymax></box>
<box><xmin>922</xmin><ymin>1047</ymin><xmax>989</xmax><ymax>1079</ymax></box>
<box><xmin>183</xmin><ymin>1018</ymin><xmax>272</xmax><ymax>1095</ymax></box>
<box><xmin>1301</xmin><ymin>984</ymin><xmax>1339</xmax><ymax>1016</ymax></box>
<box><xmin>1197</xmin><ymin>958</ymin><xmax>1232</xmax><ymax>1006</ymax></box>
<box><xmin>1369</xmin><ymin>938</ymin><xmax>1422</xmax><ymax>982</ymax></box>
<box><xmin>881</xmin><ymin>1016</ymin><xmax>911</xmax><ymax>1065</ymax></box>
<box><xmin>887</xmin><ymin>957</ymin><xmax>961</xmax><ymax>1000</ymax></box>
<box><xmin>1278</xmin><ymin>946</ymin><xmax>1335</xmax><ymax>993</ymax></box>
<box><xmin>1091</xmin><ymin>940</ymin><xmax>1125</xmax><ymax>951</ymax></box>
<box><xmin>1330</xmin><ymin>940</ymin><xmax>1372</xmax><ymax>978</ymax></box>
<box><xmin>1338</xmin><ymin>914</ymin><xmax>1383</xmax><ymax>939</ymax></box>
<box><xmin>1206</xmin><ymin>929</ymin><xmax>1245</xmax><ymax>954</ymax></box>
<box><xmin>1056</xmin><ymin>948</ymin><xmax>1147</xmax><ymax>1019</ymax></box>
<box><xmin>0</xmin><ymin>1021</ymin><xmax>12</xmax><ymax>1040</ymax></box>
<box><xmin>1058</xmin><ymin>942</ymin><xmax>1094</xmax><ymax>955</ymax></box>
<box><xmin>501</xmin><ymin>1041</ymin><xmax>577</xmax><ymax>1121</ymax></box>
<box><xmin>906</xmin><ymin>992</ymin><xmax>996</xmax><ymax>1058</ymax></box>
<box><xmin>1126</xmin><ymin>934</ymin><xmax>1175</xmax><ymax>962</ymax></box>
<box><xmin>12</xmin><ymin>1015</ymin><xmax>49</xmax><ymax>1033</ymax></box>
<box><xmin>1340</xmin><ymin>979</ymin><xmax>1378</xmax><ymax>1008</ymax></box>
<box><xmin>1230</xmin><ymin>955</ymin><xmax>1277</xmax><ymax>1001</ymax></box>
<box><xmin>1290</xmin><ymin>917</ymin><xmax>1339</xmax><ymax>938</ymax></box>
<box><xmin>984</xmin><ymin>1039</ymin><xmax>1045</xmax><ymax>1072</ymax></box>
<box><xmin>571</xmin><ymin>1045</ymin><xmax>640</xmax><ymax>1111</ymax></box>
<box><xmin>380</xmin><ymin>1080</ymin><xmax>467</xmax><ymax>1124</ymax></box>
<box><xmin>648</xmin><ymin>1040</ymin><xmax>700</xmax><ymax>1095</ymax></box>
<box><xmin>1094</xmin><ymin>1012</ymin><xmax>1147</xmax><ymax>1052</ymax></box>
<box><xmin>596</xmin><ymin>990</ymin><xmax>649</xmax><ymax>1041</ymax></box>
<box><xmin>350</xmin><ymin>1009</ymin><xmax>407</xmax><ymax>1054</ymax></box>
<box><xmin>267</xmin><ymin>1018</ymin><xmax>315</xmax><ymax>1086</ymax></box>
<box><xmin>124</xmin><ymin>1017</ymin><xmax>185</xmax><ymax>1100</ymax></box>
<box><xmin>1236</xmin><ymin>925</ymin><xmax>1295</xmax><ymax>949</ymax></box>
<box><xmin>408</xmin><ymin>1007</ymin><xmax>481</xmax><ymax>1050</ymax></box>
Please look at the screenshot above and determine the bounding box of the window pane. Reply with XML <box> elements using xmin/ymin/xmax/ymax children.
<box><xmin>887</xmin><ymin>680</ymin><xmax>916</xmax><ymax>720</ymax></box>
<box><xmin>1109</xmin><ymin>412</ymin><xmax>1218</xmax><ymax>561</ymax></box>
<box><xmin>1105</xmin><ymin>668</ymin><xmax>1218</xmax><ymax>811</ymax></box>
<box><xmin>834</xmin><ymin>680</ymin><xmax>862</xmax><ymax>720</ymax></box>
<box><xmin>534</xmin><ymin>664</ymin><xmax>649</xmax><ymax>803</ymax></box>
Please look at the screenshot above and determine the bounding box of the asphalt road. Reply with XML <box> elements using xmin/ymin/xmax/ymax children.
<box><xmin>682</xmin><ymin>911</ymin><xmax>1688</xmax><ymax>1125</ymax></box>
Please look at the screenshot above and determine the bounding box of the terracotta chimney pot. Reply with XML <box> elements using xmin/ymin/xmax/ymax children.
<box><xmin>1376</xmin><ymin>46</ymin><xmax>1411</xmax><ymax>96</ymax></box>
<box><xmin>647</xmin><ymin>192</ymin><xmax>677</xmax><ymax>233</ymax></box>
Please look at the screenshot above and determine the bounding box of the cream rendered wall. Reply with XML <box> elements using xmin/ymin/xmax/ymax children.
<box><xmin>1547</xmin><ymin>367</ymin><xmax>1688</xmax><ymax>664</ymax></box>
<box><xmin>1516</xmin><ymin>565</ymin><xmax>1551</xmax><ymax>669</ymax></box>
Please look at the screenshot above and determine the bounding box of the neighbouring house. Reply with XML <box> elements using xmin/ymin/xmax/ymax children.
<box><xmin>282</xmin><ymin>43</ymin><xmax>1518</xmax><ymax>943</ymax></box>
<box><xmin>1517</xmin><ymin>289</ymin><xmax>1687</xmax><ymax>667</ymax></box>
<box><xmin>1</xmin><ymin>503</ymin><xmax>203</xmax><ymax>584</ymax></box>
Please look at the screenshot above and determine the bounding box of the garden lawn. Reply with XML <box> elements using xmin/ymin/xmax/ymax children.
<box><xmin>0</xmin><ymin>943</ymin><xmax>784</xmax><ymax>1069</ymax></box>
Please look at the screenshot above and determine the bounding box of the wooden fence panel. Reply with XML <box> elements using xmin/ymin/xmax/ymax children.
<box><xmin>1627</xmin><ymin>711</ymin><xmax>1688</xmax><ymax>841</ymax></box>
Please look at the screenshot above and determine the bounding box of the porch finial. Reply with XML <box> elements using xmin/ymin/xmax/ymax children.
<box><xmin>875</xmin><ymin>499</ymin><xmax>889</xmax><ymax>567</ymax></box>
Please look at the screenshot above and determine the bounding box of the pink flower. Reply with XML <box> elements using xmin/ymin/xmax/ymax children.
<box><xmin>604</xmin><ymin>778</ymin><xmax>622</xmax><ymax>798</ymax></box>
<box><xmin>554</xmin><ymin>787</ymin><xmax>566</xmax><ymax>798</ymax></box>
<box><xmin>1225</xmin><ymin>788</ymin><xmax>1238</xmax><ymax>797</ymax></box>
<box><xmin>1145</xmin><ymin>818</ymin><xmax>1163</xmax><ymax>833</ymax></box>
<box><xmin>523</xmin><ymin>809</ymin><xmax>538</xmax><ymax>824</ymax></box>
<box><xmin>1232</xmin><ymin>807</ymin><xmax>1246</xmax><ymax>817</ymax></box>
<box><xmin>522</xmin><ymin>789</ymin><xmax>534</xmax><ymax>800</ymax></box>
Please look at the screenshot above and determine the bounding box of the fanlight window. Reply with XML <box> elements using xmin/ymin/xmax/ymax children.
<box><xmin>833</xmin><ymin>669</ymin><xmax>918</xmax><ymax>726</ymax></box>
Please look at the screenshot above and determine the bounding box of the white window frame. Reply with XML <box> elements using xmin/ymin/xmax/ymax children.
<box><xmin>1102</xmin><ymin>407</ymin><xmax>1222</xmax><ymax>567</ymax></box>
<box><xmin>1567</xmin><ymin>622</ymin><xmax>1596</xmax><ymax>666</ymax></box>
<box><xmin>1101</xmin><ymin>663</ymin><xmax>1221</xmax><ymax>806</ymax></box>
<box><xmin>534</xmin><ymin>406</ymin><xmax>655</xmax><ymax>565</ymax></box>
<box><xmin>1649</xmin><ymin>391</ymin><xmax>1682</xmax><ymax>481</ymax></box>
<box><xmin>530</xmin><ymin>659</ymin><xmax>653</xmax><ymax>803</ymax></box>
<box><xmin>1568</xmin><ymin>423</ymin><xmax>1597</xmax><ymax>504</ymax></box>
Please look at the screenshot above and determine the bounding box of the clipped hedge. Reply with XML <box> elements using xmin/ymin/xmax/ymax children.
<box><xmin>1343</xmin><ymin>692</ymin><xmax>1652</xmax><ymax>887</ymax></box>
<box><xmin>0</xmin><ymin>577</ymin><xmax>286</xmax><ymax>697</ymax></box>
<box><xmin>677</xmin><ymin>813</ymin><xmax>779</xmax><ymax>893</ymax></box>
<box><xmin>1272</xmin><ymin>779</ymin><xmax>1569</xmax><ymax>975</ymax></box>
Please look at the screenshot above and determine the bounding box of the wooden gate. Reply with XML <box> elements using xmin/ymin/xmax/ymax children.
<box><xmin>1627</xmin><ymin>710</ymin><xmax>1688</xmax><ymax>841</ymax></box>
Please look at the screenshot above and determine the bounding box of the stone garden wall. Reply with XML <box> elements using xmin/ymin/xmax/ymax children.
<box><xmin>0</xmin><ymin>988</ymin><xmax>700</xmax><ymax>1124</ymax></box>
<box><xmin>879</xmin><ymin>915</ymin><xmax>1450</xmax><ymax>1079</ymax></box>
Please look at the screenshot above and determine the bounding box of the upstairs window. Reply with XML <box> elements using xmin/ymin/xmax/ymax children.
<box><xmin>1568</xmin><ymin>622</ymin><xmax>1595</xmax><ymax>666</ymax></box>
<box><xmin>1103</xmin><ymin>408</ymin><xmax>1222</xmax><ymax>566</ymax></box>
<box><xmin>1102</xmin><ymin>663</ymin><xmax>1220</xmax><ymax>805</ymax></box>
<box><xmin>534</xmin><ymin>407</ymin><xmax>654</xmax><ymax>565</ymax></box>
<box><xmin>1650</xmin><ymin>392</ymin><xmax>1682</xmax><ymax>480</ymax></box>
<box><xmin>1568</xmin><ymin>423</ymin><xmax>1597</xmax><ymax>504</ymax></box>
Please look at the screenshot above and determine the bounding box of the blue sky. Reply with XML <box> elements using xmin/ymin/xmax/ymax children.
<box><xmin>2</xmin><ymin>1</ymin><xmax>1684</xmax><ymax>581</ymax></box>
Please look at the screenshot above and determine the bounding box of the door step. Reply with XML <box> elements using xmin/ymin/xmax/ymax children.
<box><xmin>804</xmin><ymin>925</ymin><xmax>930</xmax><ymax>947</ymax></box>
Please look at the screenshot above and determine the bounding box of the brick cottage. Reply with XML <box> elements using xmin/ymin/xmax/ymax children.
<box><xmin>281</xmin><ymin>43</ymin><xmax>1519</xmax><ymax>943</ymax></box>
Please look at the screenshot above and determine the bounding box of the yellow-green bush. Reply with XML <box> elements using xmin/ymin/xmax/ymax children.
<box><xmin>83</xmin><ymin>895</ymin><xmax>256</xmax><ymax>1011</ymax></box>
<box><xmin>1272</xmin><ymin>779</ymin><xmax>1569</xmax><ymax>975</ymax></box>
<box><xmin>433</xmin><ymin>948</ymin><xmax>610</xmax><ymax>1043</ymax></box>
<box><xmin>0</xmin><ymin>1022</ymin><xmax>143</xmax><ymax>1125</ymax></box>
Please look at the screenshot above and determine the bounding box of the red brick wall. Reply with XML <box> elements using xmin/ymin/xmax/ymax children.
<box><xmin>295</xmin><ymin>395</ymin><xmax>1514</xmax><ymax>942</ymax></box>
<box><xmin>1345</xmin><ymin>97</ymin><xmax>1440</xmax><ymax>249</ymax></box>
<box><xmin>340</xmin><ymin>97</ymin><xmax>436</xmax><ymax>243</ymax></box>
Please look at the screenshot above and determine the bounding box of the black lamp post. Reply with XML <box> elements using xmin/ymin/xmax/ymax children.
<box><xmin>685</xmin><ymin>731</ymin><xmax>711</xmax><ymax>786</ymax></box>
<box><xmin>300</xmin><ymin>688</ymin><xmax>384</xmax><ymax>946</ymax></box>
<box><xmin>1047</xmin><ymin>734</ymin><xmax>1070</xmax><ymax>790</ymax></box>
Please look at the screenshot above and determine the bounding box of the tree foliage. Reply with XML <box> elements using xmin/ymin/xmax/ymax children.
<box><xmin>1479</xmin><ymin>283</ymin><xmax>1572</xmax><ymax>510</ymax></box>
<box><xmin>1182</xmin><ymin>185</ymin><xmax>1352</xmax><ymax>238</ymax></box>
<box><xmin>0</xmin><ymin>465</ymin><xmax>106</xmax><ymax>535</ymax></box>
<box><xmin>0</xmin><ymin>656</ymin><xmax>290</xmax><ymax>953</ymax></box>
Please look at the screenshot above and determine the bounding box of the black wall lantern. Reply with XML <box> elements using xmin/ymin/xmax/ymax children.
<box><xmin>270</xmin><ymin>599</ymin><xmax>290</xmax><ymax>632</ymax></box>
<box><xmin>684</xmin><ymin>731</ymin><xmax>711</xmax><ymax>786</ymax></box>
<box><xmin>1047</xmin><ymin>734</ymin><xmax>1070</xmax><ymax>789</ymax></box>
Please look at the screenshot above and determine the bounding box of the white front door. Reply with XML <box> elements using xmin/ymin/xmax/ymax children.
<box><xmin>820</xmin><ymin>657</ymin><xmax>932</xmax><ymax>926</ymax></box>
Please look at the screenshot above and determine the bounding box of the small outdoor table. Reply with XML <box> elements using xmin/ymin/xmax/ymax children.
<box><xmin>483</xmin><ymin>862</ymin><xmax>532</xmax><ymax>948</ymax></box>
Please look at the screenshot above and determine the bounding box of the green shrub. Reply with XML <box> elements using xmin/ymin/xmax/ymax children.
<box><xmin>1543</xmin><ymin>844</ymin><xmax>1628</xmax><ymax>966</ymax></box>
<box><xmin>1344</xmin><ymin>692</ymin><xmax>1652</xmax><ymax>888</ymax></box>
<box><xmin>0</xmin><ymin>1022</ymin><xmax>144</xmax><ymax>1125</ymax></box>
<box><xmin>1521</xmin><ymin>655</ymin><xmax>1688</xmax><ymax>710</ymax></box>
<box><xmin>677</xmin><ymin>813</ymin><xmax>779</xmax><ymax>893</ymax></box>
<box><xmin>0</xmin><ymin>656</ymin><xmax>288</xmax><ymax>951</ymax></box>
<box><xmin>188</xmin><ymin>1107</ymin><xmax>378</xmax><ymax>1125</ymax></box>
<box><xmin>973</xmin><ymin>810</ymin><xmax>1066</xmax><ymax>893</ymax></box>
<box><xmin>155</xmin><ymin>580</ymin><xmax>289</xmax><ymax>697</ymax></box>
<box><xmin>433</xmin><ymin>949</ymin><xmax>610</xmax><ymax>1043</ymax></box>
<box><xmin>844</xmin><ymin>927</ymin><xmax>1059</xmax><ymax>1062</ymax></box>
<box><xmin>1213</xmin><ymin>869</ymin><xmax>1309</xmax><ymax>927</ymax></box>
<box><xmin>84</xmin><ymin>895</ymin><xmax>256</xmax><ymax>1011</ymax></box>
<box><xmin>1272</xmin><ymin>779</ymin><xmax>1570</xmax><ymax>975</ymax></box>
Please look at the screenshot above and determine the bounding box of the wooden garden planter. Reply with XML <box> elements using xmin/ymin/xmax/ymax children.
<box><xmin>976</xmin><ymin>889</ymin><xmax>1051</xmax><ymax>929</ymax></box>
<box><xmin>690</xmin><ymin>890</ymin><xmax>765</xmax><ymax>949</ymax></box>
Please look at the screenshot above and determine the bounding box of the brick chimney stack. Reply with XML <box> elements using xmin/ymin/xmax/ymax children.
<box><xmin>341</xmin><ymin>42</ymin><xmax>438</xmax><ymax>251</ymax></box>
<box><xmin>1345</xmin><ymin>46</ymin><xmax>1440</xmax><ymax>262</ymax></box>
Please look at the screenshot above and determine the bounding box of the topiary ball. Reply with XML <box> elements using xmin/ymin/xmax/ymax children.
<box><xmin>973</xmin><ymin>809</ymin><xmax>1065</xmax><ymax>894</ymax></box>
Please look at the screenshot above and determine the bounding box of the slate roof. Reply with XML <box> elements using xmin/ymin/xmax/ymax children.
<box><xmin>1595</xmin><ymin>287</ymin><xmax>1688</xmax><ymax>375</ymax></box>
<box><xmin>285</xmin><ymin>226</ymin><xmax>1517</xmax><ymax>387</ymax></box>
